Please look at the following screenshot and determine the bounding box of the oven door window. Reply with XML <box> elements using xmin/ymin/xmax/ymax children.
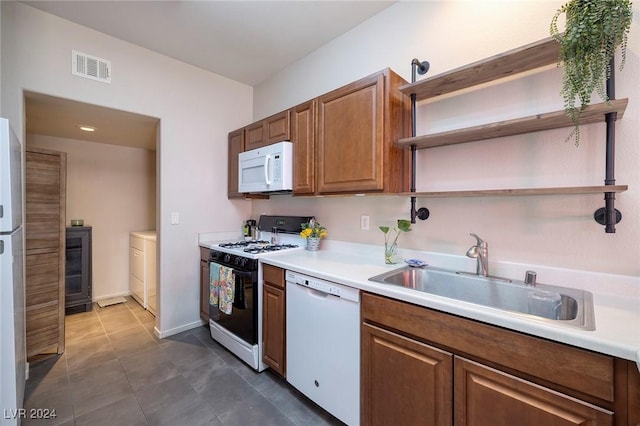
<box><xmin>210</xmin><ymin>268</ymin><xmax>258</xmax><ymax>345</ymax></box>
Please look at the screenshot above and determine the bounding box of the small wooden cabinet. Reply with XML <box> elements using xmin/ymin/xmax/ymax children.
<box><xmin>199</xmin><ymin>247</ymin><xmax>210</xmax><ymax>322</ymax></box>
<box><xmin>361</xmin><ymin>292</ymin><xmax>639</xmax><ymax>425</ymax></box>
<box><xmin>227</xmin><ymin>128</ymin><xmax>245</xmax><ymax>199</ymax></box>
<box><xmin>262</xmin><ymin>264</ymin><xmax>286</xmax><ymax>377</ymax></box>
<box><xmin>64</xmin><ymin>226</ymin><xmax>92</xmax><ymax>315</ymax></box>
<box><xmin>245</xmin><ymin>110</ymin><xmax>291</xmax><ymax>151</ymax></box>
<box><xmin>316</xmin><ymin>68</ymin><xmax>410</xmax><ymax>194</ymax></box>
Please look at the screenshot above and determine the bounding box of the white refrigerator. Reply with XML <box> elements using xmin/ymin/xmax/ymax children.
<box><xmin>0</xmin><ymin>118</ymin><xmax>26</xmax><ymax>426</ymax></box>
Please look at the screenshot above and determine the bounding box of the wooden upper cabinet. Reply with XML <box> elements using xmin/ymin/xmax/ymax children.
<box><xmin>316</xmin><ymin>68</ymin><xmax>410</xmax><ymax>194</ymax></box>
<box><xmin>227</xmin><ymin>128</ymin><xmax>244</xmax><ymax>199</ymax></box>
<box><xmin>291</xmin><ymin>100</ymin><xmax>316</xmax><ymax>195</ymax></box>
<box><xmin>245</xmin><ymin>110</ymin><xmax>291</xmax><ymax>151</ymax></box>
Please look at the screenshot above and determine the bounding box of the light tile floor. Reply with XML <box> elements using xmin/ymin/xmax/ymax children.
<box><xmin>22</xmin><ymin>297</ymin><xmax>343</xmax><ymax>425</ymax></box>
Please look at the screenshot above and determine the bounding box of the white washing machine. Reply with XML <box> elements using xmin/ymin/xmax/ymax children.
<box><xmin>129</xmin><ymin>231</ymin><xmax>157</xmax><ymax>315</ymax></box>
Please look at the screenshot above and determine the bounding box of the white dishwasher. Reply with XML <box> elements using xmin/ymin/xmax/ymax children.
<box><xmin>286</xmin><ymin>270</ymin><xmax>360</xmax><ymax>426</ymax></box>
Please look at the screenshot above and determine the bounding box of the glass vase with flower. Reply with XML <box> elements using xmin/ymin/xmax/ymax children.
<box><xmin>379</xmin><ymin>219</ymin><xmax>412</xmax><ymax>264</ymax></box>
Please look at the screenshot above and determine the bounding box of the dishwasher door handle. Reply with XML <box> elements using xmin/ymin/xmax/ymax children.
<box><xmin>306</xmin><ymin>286</ymin><xmax>331</xmax><ymax>299</ymax></box>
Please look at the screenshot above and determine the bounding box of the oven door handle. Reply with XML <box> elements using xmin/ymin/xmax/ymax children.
<box><xmin>208</xmin><ymin>261</ymin><xmax>255</xmax><ymax>279</ymax></box>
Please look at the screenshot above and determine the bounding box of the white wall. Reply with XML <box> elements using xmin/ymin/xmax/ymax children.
<box><xmin>1</xmin><ymin>2</ymin><xmax>253</xmax><ymax>334</ymax></box>
<box><xmin>253</xmin><ymin>1</ymin><xmax>640</xmax><ymax>279</ymax></box>
<box><xmin>26</xmin><ymin>134</ymin><xmax>156</xmax><ymax>300</ymax></box>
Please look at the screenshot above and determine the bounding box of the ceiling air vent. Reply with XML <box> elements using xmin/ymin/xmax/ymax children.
<box><xmin>71</xmin><ymin>50</ymin><xmax>111</xmax><ymax>84</ymax></box>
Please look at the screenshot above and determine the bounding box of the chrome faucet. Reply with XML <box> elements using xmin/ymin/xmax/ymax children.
<box><xmin>466</xmin><ymin>233</ymin><xmax>489</xmax><ymax>277</ymax></box>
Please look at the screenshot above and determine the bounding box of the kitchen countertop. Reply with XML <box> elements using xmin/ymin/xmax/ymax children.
<box><xmin>248</xmin><ymin>240</ymin><xmax>640</xmax><ymax>370</ymax></box>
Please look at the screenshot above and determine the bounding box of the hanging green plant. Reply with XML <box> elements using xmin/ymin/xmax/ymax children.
<box><xmin>550</xmin><ymin>0</ymin><xmax>632</xmax><ymax>146</ymax></box>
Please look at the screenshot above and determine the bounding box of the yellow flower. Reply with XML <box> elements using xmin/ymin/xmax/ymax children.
<box><xmin>300</xmin><ymin>218</ymin><xmax>327</xmax><ymax>239</ymax></box>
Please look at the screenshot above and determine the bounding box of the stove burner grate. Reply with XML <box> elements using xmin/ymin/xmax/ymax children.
<box><xmin>243</xmin><ymin>243</ymin><xmax>299</xmax><ymax>254</ymax></box>
<box><xmin>219</xmin><ymin>240</ymin><xmax>270</xmax><ymax>249</ymax></box>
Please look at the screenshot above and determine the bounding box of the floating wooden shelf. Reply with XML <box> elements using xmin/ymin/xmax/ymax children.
<box><xmin>403</xmin><ymin>35</ymin><xmax>627</xmax><ymax>231</ymax></box>
<box><xmin>399</xmin><ymin>37</ymin><xmax>560</xmax><ymax>100</ymax></box>
<box><xmin>400</xmin><ymin>185</ymin><xmax>628</xmax><ymax>198</ymax></box>
<box><xmin>397</xmin><ymin>99</ymin><xmax>628</xmax><ymax>149</ymax></box>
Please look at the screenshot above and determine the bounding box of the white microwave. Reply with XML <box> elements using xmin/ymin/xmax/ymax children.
<box><xmin>238</xmin><ymin>141</ymin><xmax>293</xmax><ymax>193</ymax></box>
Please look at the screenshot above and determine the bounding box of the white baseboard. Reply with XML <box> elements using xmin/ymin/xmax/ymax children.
<box><xmin>155</xmin><ymin>320</ymin><xmax>203</xmax><ymax>339</ymax></box>
<box><xmin>93</xmin><ymin>290</ymin><xmax>131</xmax><ymax>302</ymax></box>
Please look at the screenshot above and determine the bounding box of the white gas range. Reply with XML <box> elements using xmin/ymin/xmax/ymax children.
<box><xmin>206</xmin><ymin>215</ymin><xmax>311</xmax><ymax>372</ymax></box>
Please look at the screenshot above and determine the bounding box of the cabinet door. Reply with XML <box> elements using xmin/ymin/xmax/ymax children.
<box><xmin>227</xmin><ymin>128</ymin><xmax>244</xmax><ymax>199</ymax></box>
<box><xmin>362</xmin><ymin>322</ymin><xmax>453</xmax><ymax>426</ymax></box>
<box><xmin>245</xmin><ymin>110</ymin><xmax>291</xmax><ymax>151</ymax></box>
<box><xmin>262</xmin><ymin>283</ymin><xmax>285</xmax><ymax>376</ymax></box>
<box><xmin>317</xmin><ymin>73</ymin><xmax>384</xmax><ymax>193</ymax></box>
<box><xmin>200</xmin><ymin>248</ymin><xmax>210</xmax><ymax>321</ymax></box>
<box><xmin>262</xmin><ymin>264</ymin><xmax>285</xmax><ymax>376</ymax></box>
<box><xmin>454</xmin><ymin>357</ymin><xmax>613</xmax><ymax>426</ymax></box>
<box><xmin>291</xmin><ymin>100</ymin><xmax>315</xmax><ymax>195</ymax></box>
<box><xmin>25</xmin><ymin>148</ymin><xmax>66</xmax><ymax>358</ymax></box>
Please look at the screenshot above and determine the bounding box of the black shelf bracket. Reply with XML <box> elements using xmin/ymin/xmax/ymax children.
<box><xmin>409</xmin><ymin>58</ymin><xmax>430</xmax><ymax>224</ymax></box>
<box><xmin>595</xmin><ymin>58</ymin><xmax>622</xmax><ymax>233</ymax></box>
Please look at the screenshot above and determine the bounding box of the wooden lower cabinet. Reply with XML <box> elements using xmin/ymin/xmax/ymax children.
<box><xmin>454</xmin><ymin>357</ymin><xmax>612</xmax><ymax>425</ymax></box>
<box><xmin>262</xmin><ymin>264</ymin><xmax>285</xmax><ymax>377</ymax></box>
<box><xmin>199</xmin><ymin>247</ymin><xmax>210</xmax><ymax>321</ymax></box>
<box><xmin>361</xmin><ymin>323</ymin><xmax>453</xmax><ymax>426</ymax></box>
<box><xmin>361</xmin><ymin>292</ymin><xmax>638</xmax><ymax>425</ymax></box>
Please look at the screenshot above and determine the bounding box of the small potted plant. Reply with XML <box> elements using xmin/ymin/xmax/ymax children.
<box><xmin>300</xmin><ymin>218</ymin><xmax>327</xmax><ymax>251</ymax></box>
<box><xmin>379</xmin><ymin>219</ymin><xmax>412</xmax><ymax>264</ymax></box>
<box><xmin>550</xmin><ymin>0</ymin><xmax>632</xmax><ymax>145</ymax></box>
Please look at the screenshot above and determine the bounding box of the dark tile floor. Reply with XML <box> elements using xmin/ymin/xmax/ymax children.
<box><xmin>23</xmin><ymin>297</ymin><xmax>343</xmax><ymax>425</ymax></box>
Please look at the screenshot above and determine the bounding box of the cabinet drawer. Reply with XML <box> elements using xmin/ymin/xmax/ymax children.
<box><xmin>361</xmin><ymin>292</ymin><xmax>614</xmax><ymax>403</ymax></box>
<box><xmin>130</xmin><ymin>235</ymin><xmax>145</xmax><ymax>251</ymax></box>
<box><xmin>454</xmin><ymin>357</ymin><xmax>613</xmax><ymax>425</ymax></box>
<box><xmin>130</xmin><ymin>247</ymin><xmax>144</xmax><ymax>280</ymax></box>
<box><xmin>263</xmin><ymin>264</ymin><xmax>284</xmax><ymax>289</ymax></box>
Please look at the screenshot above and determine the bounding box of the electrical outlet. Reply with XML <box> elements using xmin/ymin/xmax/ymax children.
<box><xmin>360</xmin><ymin>215</ymin><xmax>370</xmax><ymax>230</ymax></box>
<box><xmin>171</xmin><ymin>211</ymin><xmax>180</xmax><ymax>225</ymax></box>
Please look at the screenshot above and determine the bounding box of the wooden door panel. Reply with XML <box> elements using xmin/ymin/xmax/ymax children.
<box><xmin>362</xmin><ymin>323</ymin><xmax>453</xmax><ymax>426</ymax></box>
<box><xmin>245</xmin><ymin>122</ymin><xmax>265</xmax><ymax>150</ymax></box>
<box><xmin>265</xmin><ymin>110</ymin><xmax>290</xmax><ymax>143</ymax></box>
<box><xmin>227</xmin><ymin>129</ymin><xmax>244</xmax><ymax>199</ymax></box>
<box><xmin>454</xmin><ymin>357</ymin><xmax>613</xmax><ymax>426</ymax></box>
<box><xmin>25</xmin><ymin>148</ymin><xmax>66</xmax><ymax>359</ymax></box>
<box><xmin>262</xmin><ymin>284</ymin><xmax>285</xmax><ymax>376</ymax></box>
<box><xmin>292</xmin><ymin>101</ymin><xmax>315</xmax><ymax>195</ymax></box>
<box><xmin>317</xmin><ymin>74</ymin><xmax>384</xmax><ymax>193</ymax></box>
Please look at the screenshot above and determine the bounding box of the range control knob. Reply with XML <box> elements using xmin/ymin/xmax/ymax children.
<box><xmin>224</xmin><ymin>254</ymin><xmax>231</xmax><ymax>263</ymax></box>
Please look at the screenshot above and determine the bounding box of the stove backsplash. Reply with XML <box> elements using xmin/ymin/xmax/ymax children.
<box><xmin>257</xmin><ymin>215</ymin><xmax>313</xmax><ymax>234</ymax></box>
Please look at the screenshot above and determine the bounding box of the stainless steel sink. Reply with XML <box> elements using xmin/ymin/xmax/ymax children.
<box><xmin>368</xmin><ymin>266</ymin><xmax>595</xmax><ymax>330</ymax></box>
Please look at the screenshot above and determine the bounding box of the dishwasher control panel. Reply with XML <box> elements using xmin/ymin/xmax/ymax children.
<box><xmin>285</xmin><ymin>270</ymin><xmax>359</xmax><ymax>302</ymax></box>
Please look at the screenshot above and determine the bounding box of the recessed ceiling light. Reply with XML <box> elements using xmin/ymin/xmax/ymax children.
<box><xmin>78</xmin><ymin>125</ymin><xmax>96</xmax><ymax>132</ymax></box>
